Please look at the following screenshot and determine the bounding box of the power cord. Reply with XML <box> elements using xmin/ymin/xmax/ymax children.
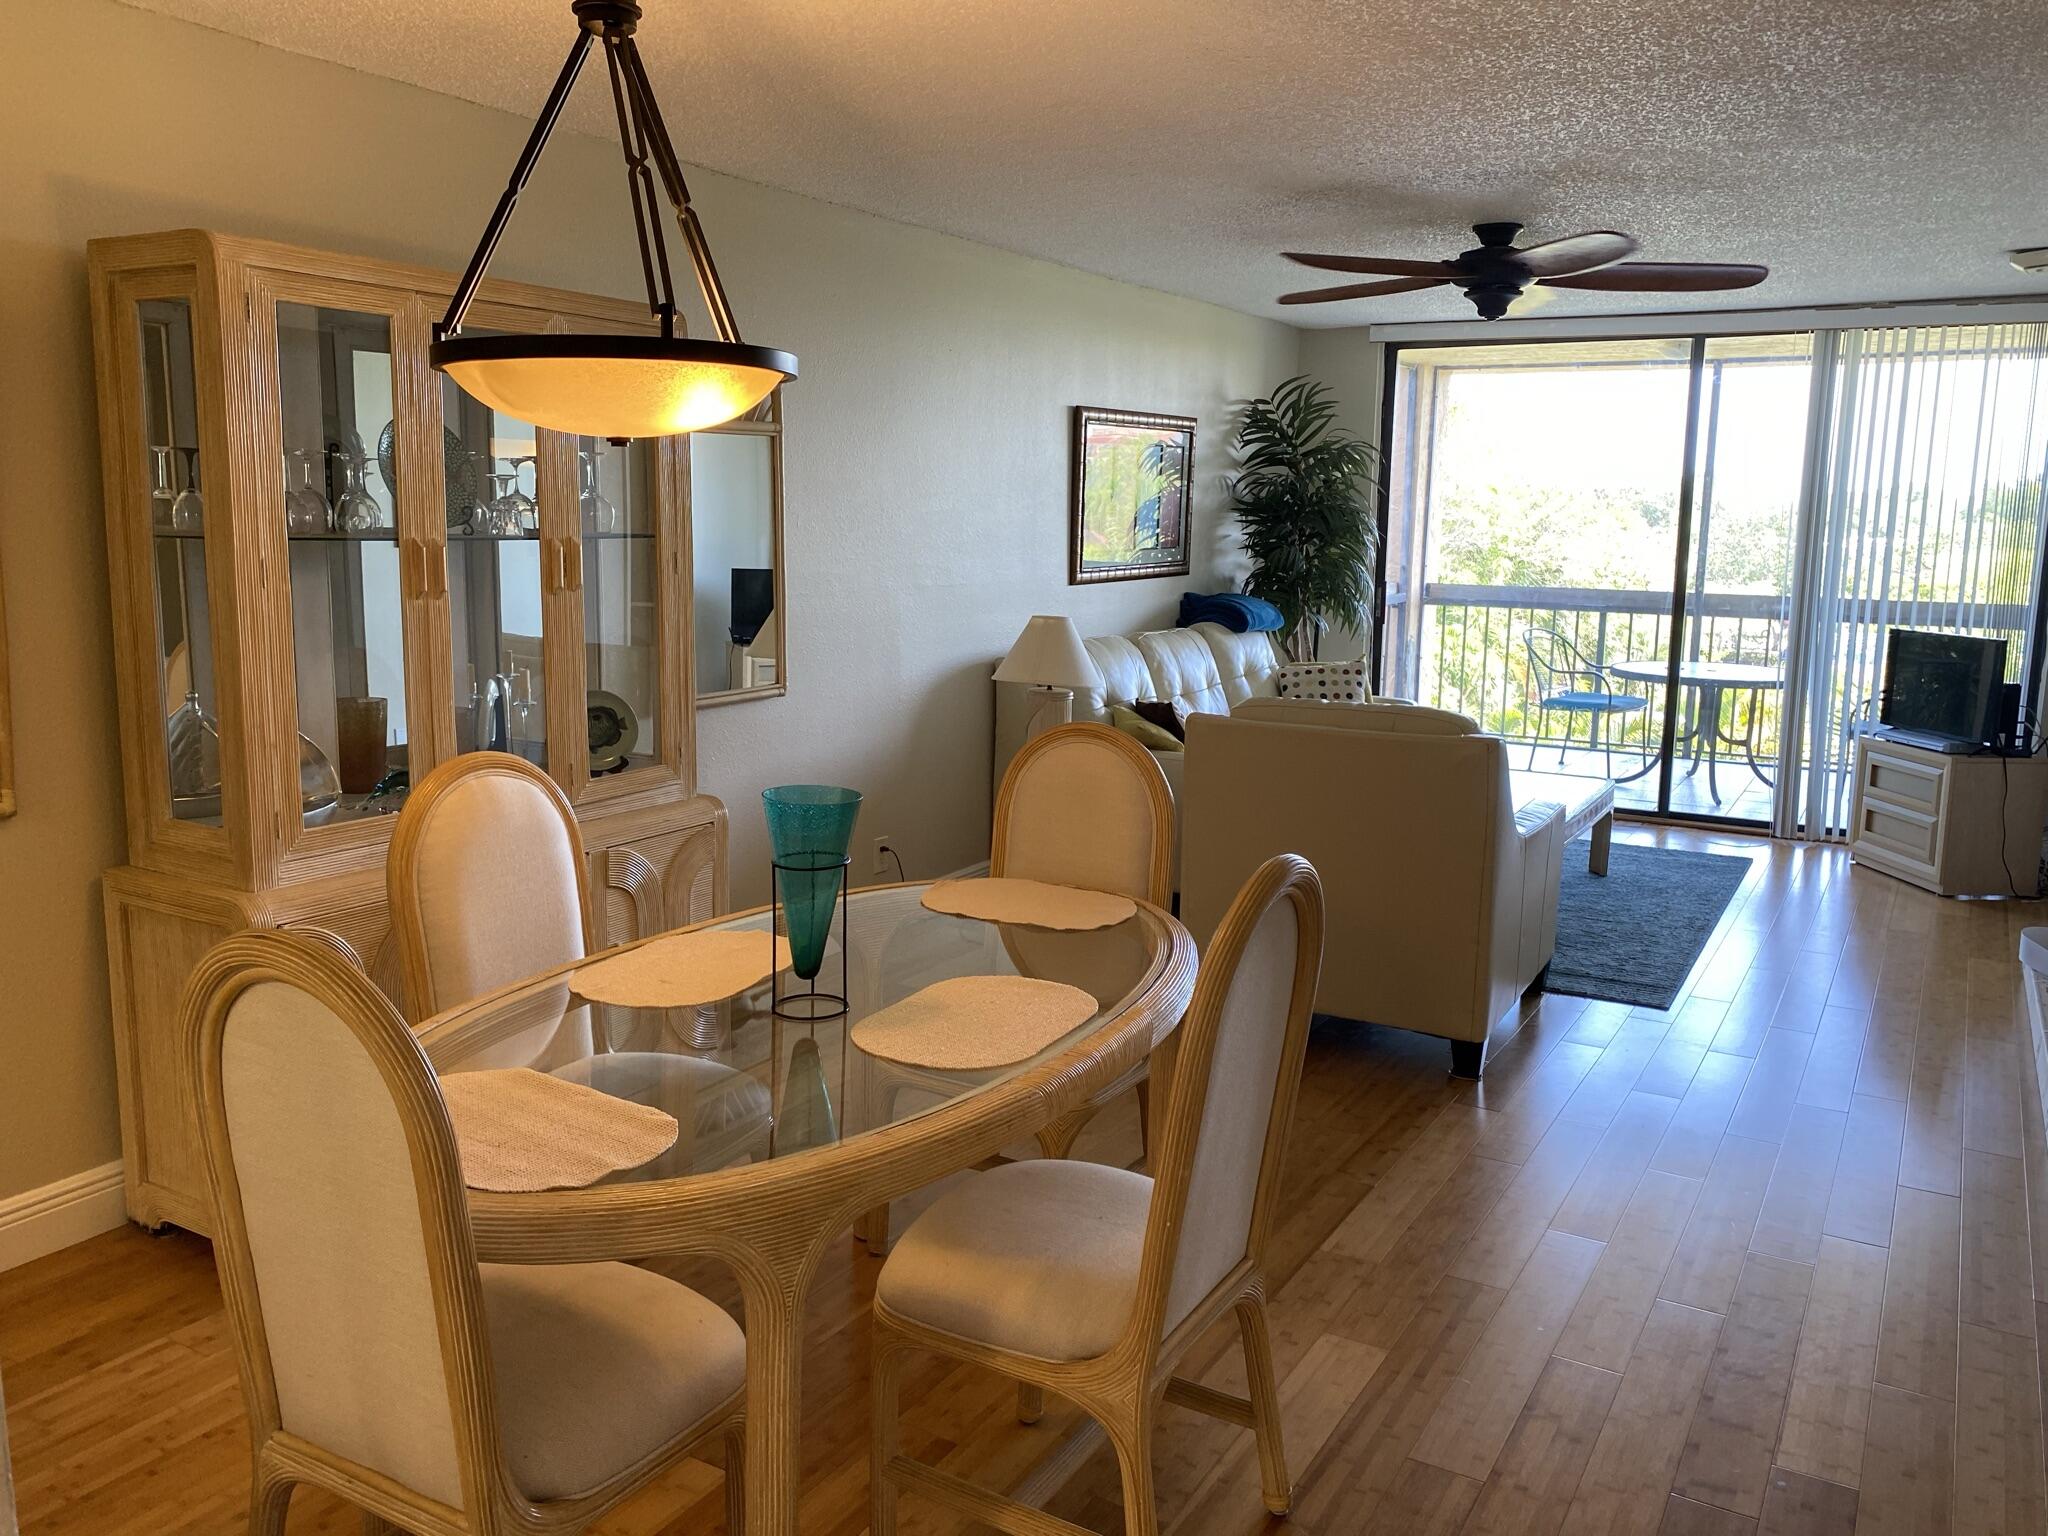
<box><xmin>881</xmin><ymin>843</ymin><xmax>907</xmax><ymax>884</ymax></box>
<box><xmin>1978</xmin><ymin>705</ymin><xmax>2043</xmax><ymax>898</ymax></box>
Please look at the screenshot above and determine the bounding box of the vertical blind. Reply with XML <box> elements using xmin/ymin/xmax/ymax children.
<box><xmin>1776</xmin><ymin>321</ymin><xmax>2048</xmax><ymax>839</ymax></box>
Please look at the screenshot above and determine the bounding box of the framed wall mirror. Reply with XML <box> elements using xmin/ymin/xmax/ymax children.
<box><xmin>691</xmin><ymin>394</ymin><xmax>785</xmax><ymax>703</ymax></box>
<box><xmin>1069</xmin><ymin>405</ymin><xmax>1195</xmax><ymax>585</ymax></box>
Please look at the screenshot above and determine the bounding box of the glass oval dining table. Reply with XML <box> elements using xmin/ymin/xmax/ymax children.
<box><xmin>415</xmin><ymin>880</ymin><xmax>1196</xmax><ymax>1536</ymax></box>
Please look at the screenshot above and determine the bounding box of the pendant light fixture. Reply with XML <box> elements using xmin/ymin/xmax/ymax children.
<box><xmin>430</xmin><ymin>0</ymin><xmax>796</xmax><ymax>439</ymax></box>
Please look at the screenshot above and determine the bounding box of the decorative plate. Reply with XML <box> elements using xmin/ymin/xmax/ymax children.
<box><xmin>587</xmin><ymin>688</ymin><xmax>639</xmax><ymax>773</ymax></box>
<box><xmin>378</xmin><ymin>420</ymin><xmax>477</xmax><ymax>530</ymax></box>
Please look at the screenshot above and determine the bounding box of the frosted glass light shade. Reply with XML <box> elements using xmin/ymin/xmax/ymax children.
<box><xmin>432</xmin><ymin>334</ymin><xmax>797</xmax><ymax>438</ymax></box>
<box><xmin>993</xmin><ymin>615</ymin><xmax>1101</xmax><ymax>691</ymax></box>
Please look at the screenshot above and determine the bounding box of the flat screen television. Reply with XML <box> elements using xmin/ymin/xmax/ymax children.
<box><xmin>729</xmin><ymin>567</ymin><xmax>775</xmax><ymax>647</ymax></box>
<box><xmin>1879</xmin><ymin>629</ymin><xmax>2006</xmax><ymax>745</ymax></box>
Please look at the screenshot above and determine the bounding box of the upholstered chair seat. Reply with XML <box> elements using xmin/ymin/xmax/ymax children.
<box><xmin>873</xmin><ymin>1160</ymin><xmax>1153</xmax><ymax>1361</ymax></box>
<box><xmin>481</xmin><ymin>1261</ymin><xmax>744</xmax><ymax>1501</ymax></box>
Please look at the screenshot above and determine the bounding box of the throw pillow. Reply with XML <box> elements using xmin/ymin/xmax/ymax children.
<box><xmin>1108</xmin><ymin>704</ymin><xmax>1185</xmax><ymax>753</ymax></box>
<box><xmin>1275</xmin><ymin>659</ymin><xmax>1372</xmax><ymax>704</ymax></box>
<box><xmin>1129</xmin><ymin>698</ymin><xmax>1188</xmax><ymax>742</ymax></box>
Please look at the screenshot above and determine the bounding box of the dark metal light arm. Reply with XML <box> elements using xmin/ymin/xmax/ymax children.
<box><xmin>437</xmin><ymin>25</ymin><xmax>597</xmax><ymax>340</ymax></box>
<box><xmin>435</xmin><ymin>0</ymin><xmax>745</xmax><ymax>348</ymax></box>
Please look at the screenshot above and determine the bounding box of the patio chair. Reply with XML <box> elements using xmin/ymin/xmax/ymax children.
<box><xmin>1522</xmin><ymin>626</ymin><xmax>1647</xmax><ymax>777</ymax></box>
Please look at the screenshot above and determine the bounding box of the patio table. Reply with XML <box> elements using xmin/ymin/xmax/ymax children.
<box><xmin>1609</xmin><ymin>658</ymin><xmax>1782</xmax><ymax>804</ymax></box>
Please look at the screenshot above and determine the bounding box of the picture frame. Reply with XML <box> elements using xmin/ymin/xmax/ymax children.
<box><xmin>1068</xmin><ymin>405</ymin><xmax>1195</xmax><ymax>585</ymax></box>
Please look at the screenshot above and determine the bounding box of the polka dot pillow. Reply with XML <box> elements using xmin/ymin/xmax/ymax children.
<box><xmin>1274</xmin><ymin>659</ymin><xmax>1372</xmax><ymax>704</ymax></box>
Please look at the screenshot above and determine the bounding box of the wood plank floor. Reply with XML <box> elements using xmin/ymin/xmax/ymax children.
<box><xmin>6</xmin><ymin>828</ymin><xmax>2048</xmax><ymax>1535</ymax></box>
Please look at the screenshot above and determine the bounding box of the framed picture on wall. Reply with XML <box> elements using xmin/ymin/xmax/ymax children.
<box><xmin>1069</xmin><ymin>405</ymin><xmax>1195</xmax><ymax>584</ymax></box>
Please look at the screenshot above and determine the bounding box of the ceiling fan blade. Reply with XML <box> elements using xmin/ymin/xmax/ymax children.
<box><xmin>1510</xmin><ymin>230</ymin><xmax>1639</xmax><ymax>278</ymax></box>
<box><xmin>1283</xmin><ymin>252</ymin><xmax>1460</xmax><ymax>278</ymax></box>
<box><xmin>1539</xmin><ymin>261</ymin><xmax>1769</xmax><ymax>292</ymax></box>
<box><xmin>1277</xmin><ymin>277</ymin><xmax>1448</xmax><ymax>304</ymax></box>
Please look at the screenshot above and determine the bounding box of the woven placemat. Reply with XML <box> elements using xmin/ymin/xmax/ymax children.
<box><xmin>921</xmin><ymin>877</ymin><xmax>1136</xmax><ymax>931</ymax></box>
<box><xmin>440</xmin><ymin>1067</ymin><xmax>679</xmax><ymax>1191</ymax></box>
<box><xmin>571</xmin><ymin>929</ymin><xmax>795</xmax><ymax>1008</ymax></box>
<box><xmin>850</xmin><ymin>975</ymin><xmax>1098</xmax><ymax>1070</ymax></box>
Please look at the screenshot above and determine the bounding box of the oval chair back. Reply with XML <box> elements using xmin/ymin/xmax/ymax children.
<box><xmin>1133</xmin><ymin>853</ymin><xmax>1324</xmax><ymax>1346</ymax></box>
<box><xmin>991</xmin><ymin>722</ymin><xmax>1172</xmax><ymax>906</ymax></box>
<box><xmin>184</xmin><ymin>930</ymin><xmax>506</xmax><ymax>1525</ymax></box>
<box><xmin>388</xmin><ymin>751</ymin><xmax>598</xmax><ymax>1025</ymax></box>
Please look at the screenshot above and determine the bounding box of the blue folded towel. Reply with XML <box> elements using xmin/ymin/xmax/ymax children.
<box><xmin>1178</xmin><ymin>591</ymin><xmax>1286</xmax><ymax>633</ymax></box>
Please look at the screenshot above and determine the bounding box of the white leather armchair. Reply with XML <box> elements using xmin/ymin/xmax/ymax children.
<box><xmin>1179</xmin><ymin>697</ymin><xmax>1565</xmax><ymax>1076</ymax></box>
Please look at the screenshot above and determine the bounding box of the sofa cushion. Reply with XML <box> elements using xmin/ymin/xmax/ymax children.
<box><xmin>1129</xmin><ymin>699</ymin><xmax>1187</xmax><ymax>741</ymax></box>
<box><xmin>1109</xmin><ymin>704</ymin><xmax>1184</xmax><ymax>753</ymax></box>
<box><xmin>1194</xmin><ymin>623</ymin><xmax>1284</xmax><ymax>709</ymax></box>
<box><xmin>1135</xmin><ymin>629</ymin><xmax>1230</xmax><ymax>718</ymax></box>
<box><xmin>1075</xmin><ymin>635</ymin><xmax>1160</xmax><ymax>724</ymax></box>
<box><xmin>1275</xmin><ymin>659</ymin><xmax>1371</xmax><ymax>704</ymax></box>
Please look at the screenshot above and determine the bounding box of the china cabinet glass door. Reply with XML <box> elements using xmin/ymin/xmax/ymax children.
<box><xmin>138</xmin><ymin>296</ymin><xmax>223</xmax><ymax>825</ymax></box>
<box><xmin>274</xmin><ymin>301</ymin><xmax>409</xmax><ymax>829</ymax></box>
<box><xmin>441</xmin><ymin>364</ymin><xmax>551</xmax><ymax>773</ymax></box>
<box><xmin>579</xmin><ymin>435</ymin><xmax>661</xmax><ymax>776</ymax></box>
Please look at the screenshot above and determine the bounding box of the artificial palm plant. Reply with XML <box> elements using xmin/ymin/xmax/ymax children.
<box><xmin>1229</xmin><ymin>376</ymin><xmax>1383</xmax><ymax>662</ymax></box>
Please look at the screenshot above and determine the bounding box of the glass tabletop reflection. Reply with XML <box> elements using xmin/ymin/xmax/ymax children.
<box><xmin>416</xmin><ymin>882</ymin><xmax>1168</xmax><ymax>1184</ymax></box>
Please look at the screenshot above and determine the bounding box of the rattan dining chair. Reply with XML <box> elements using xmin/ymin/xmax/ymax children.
<box><xmin>870</xmin><ymin>853</ymin><xmax>1324</xmax><ymax>1536</ymax></box>
<box><xmin>389</xmin><ymin>750</ymin><xmax>770</xmax><ymax>1170</ymax></box>
<box><xmin>181</xmin><ymin>929</ymin><xmax>746</xmax><ymax>1536</ymax></box>
<box><xmin>994</xmin><ymin>722</ymin><xmax>1175</xmax><ymax>1160</ymax></box>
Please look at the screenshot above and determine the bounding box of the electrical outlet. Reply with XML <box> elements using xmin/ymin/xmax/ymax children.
<box><xmin>871</xmin><ymin>836</ymin><xmax>894</xmax><ymax>877</ymax></box>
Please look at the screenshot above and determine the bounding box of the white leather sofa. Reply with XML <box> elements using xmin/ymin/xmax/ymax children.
<box><xmin>1179</xmin><ymin>698</ymin><xmax>1600</xmax><ymax>1077</ymax></box>
<box><xmin>992</xmin><ymin>620</ymin><xmax>1285</xmax><ymax>815</ymax></box>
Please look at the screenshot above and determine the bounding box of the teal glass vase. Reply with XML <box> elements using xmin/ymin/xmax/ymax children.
<box><xmin>763</xmin><ymin>785</ymin><xmax>862</xmax><ymax>981</ymax></box>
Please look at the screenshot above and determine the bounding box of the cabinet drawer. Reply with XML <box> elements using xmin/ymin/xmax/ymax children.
<box><xmin>1857</xmin><ymin>799</ymin><xmax>1939</xmax><ymax>872</ymax></box>
<box><xmin>1864</xmin><ymin>751</ymin><xmax>1945</xmax><ymax>815</ymax></box>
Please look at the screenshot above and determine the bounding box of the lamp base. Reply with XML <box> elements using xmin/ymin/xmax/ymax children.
<box><xmin>1024</xmin><ymin>685</ymin><xmax>1075</xmax><ymax>741</ymax></box>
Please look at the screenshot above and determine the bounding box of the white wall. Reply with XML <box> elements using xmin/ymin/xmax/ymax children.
<box><xmin>1295</xmin><ymin>329</ymin><xmax>1387</xmax><ymax>662</ymax></box>
<box><xmin>0</xmin><ymin>0</ymin><xmax>1298</xmax><ymax>1204</ymax></box>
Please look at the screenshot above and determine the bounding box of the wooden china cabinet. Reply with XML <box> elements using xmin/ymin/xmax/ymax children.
<box><xmin>88</xmin><ymin>230</ymin><xmax>755</xmax><ymax>1233</ymax></box>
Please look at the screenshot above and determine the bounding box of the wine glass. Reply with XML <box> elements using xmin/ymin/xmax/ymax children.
<box><xmin>461</xmin><ymin>450</ymin><xmax>494</xmax><ymax>535</ymax></box>
<box><xmin>490</xmin><ymin>461</ymin><xmax>536</xmax><ymax>537</ymax></box>
<box><xmin>579</xmin><ymin>448</ymin><xmax>619</xmax><ymax>534</ymax></box>
<box><xmin>512</xmin><ymin>456</ymin><xmax>541</xmax><ymax>535</ymax></box>
<box><xmin>171</xmin><ymin>448</ymin><xmax>205</xmax><ymax>533</ymax></box>
<box><xmin>335</xmin><ymin>449</ymin><xmax>385</xmax><ymax>534</ymax></box>
<box><xmin>283</xmin><ymin>450</ymin><xmax>329</xmax><ymax>534</ymax></box>
<box><xmin>149</xmin><ymin>446</ymin><xmax>178</xmax><ymax>531</ymax></box>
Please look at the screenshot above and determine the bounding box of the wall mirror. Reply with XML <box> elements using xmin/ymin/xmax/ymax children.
<box><xmin>691</xmin><ymin>395</ymin><xmax>785</xmax><ymax>702</ymax></box>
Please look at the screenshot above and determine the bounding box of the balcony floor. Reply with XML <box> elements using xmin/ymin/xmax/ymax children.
<box><xmin>1515</xmin><ymin>739</ymin><xmax>1777</xmax><ymax>823</ymax></box>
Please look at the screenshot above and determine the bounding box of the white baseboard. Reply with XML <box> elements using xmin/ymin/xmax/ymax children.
<box><xmin>0</xmin><ymin>1161</ymin><xmax>127</xmax><ymax>1273</ymax></box>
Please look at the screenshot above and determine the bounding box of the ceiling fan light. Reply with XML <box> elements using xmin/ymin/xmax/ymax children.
<box><xmin>431</xmin><ymin>334</ymin><xmax>797</xmax><ymax>437</ymax></box>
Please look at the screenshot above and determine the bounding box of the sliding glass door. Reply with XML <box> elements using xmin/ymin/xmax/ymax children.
<box><xmin>1387</xmin><ymin>335</ymin><xmax>1810</xmax><ymax>825</ymax></box>
<box><xmin>1386</xmin><ymin>321</ymin><xmax>2048</xmax><ymax>835</ymax></box>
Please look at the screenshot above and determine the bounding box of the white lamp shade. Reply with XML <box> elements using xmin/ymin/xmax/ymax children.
<box><xmin>993</xmin><ymin>615</ymin><xmax>1102</xmax><ymax>691</ymax></box>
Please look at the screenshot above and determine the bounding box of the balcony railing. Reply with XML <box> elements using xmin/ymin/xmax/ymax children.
<box><xmin>1394</xmin><ymin>582</ymin><xmax>2030</xmax><ymax>770</ymax></box>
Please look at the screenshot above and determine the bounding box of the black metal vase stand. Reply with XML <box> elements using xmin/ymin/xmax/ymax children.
<box><xmin>770</xmin><ymin>852</ymin><xmax>850</xmax><ymax>1021</ymax></box>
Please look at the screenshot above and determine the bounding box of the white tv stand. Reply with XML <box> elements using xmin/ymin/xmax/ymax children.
<box><xmin>1849</xmin><ymin>732</ymin><xmax>2048</xmax><ymax>897</ymax></box>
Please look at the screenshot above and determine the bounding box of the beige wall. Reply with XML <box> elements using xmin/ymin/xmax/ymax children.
<box><xmin>0</xmin><ymin>0</ymin><xmax>1299</xmax><ymax>1203</ymax></box>
<box><xmin>1294</xmin><ymin>329</ymin><xmax>1386</xmax><ymax>662</ymax></box>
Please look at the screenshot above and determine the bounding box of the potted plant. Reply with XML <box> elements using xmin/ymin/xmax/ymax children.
<box><xmin>1229</xmin><ymin>375</ymin><xmax>1383</xmax><ymax>663</ymax></box>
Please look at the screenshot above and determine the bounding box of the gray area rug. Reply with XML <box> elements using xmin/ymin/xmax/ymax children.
<box><xmin>1547</xmin><ymin>841</ymin><xmax>1755</xmax><ymax>1009</ymax></box>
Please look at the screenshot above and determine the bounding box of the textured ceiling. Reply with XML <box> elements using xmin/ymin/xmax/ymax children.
<box><xmin>122</xmin><ymin>0</ymin><xmax>2048</xmax><ymax>326</ymax></box>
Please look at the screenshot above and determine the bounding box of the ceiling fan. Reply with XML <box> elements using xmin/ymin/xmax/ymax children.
<box><xmin>1279</xmin><ymin>222</ymin><xmax>1767</xmax><ymax>319</ymax></box>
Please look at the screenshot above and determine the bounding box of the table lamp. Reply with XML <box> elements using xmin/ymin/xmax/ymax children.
<box><xmin>994</xmin><ymin>615</ymin><xmax>1103</xmax><ymax>739</ymax></box>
